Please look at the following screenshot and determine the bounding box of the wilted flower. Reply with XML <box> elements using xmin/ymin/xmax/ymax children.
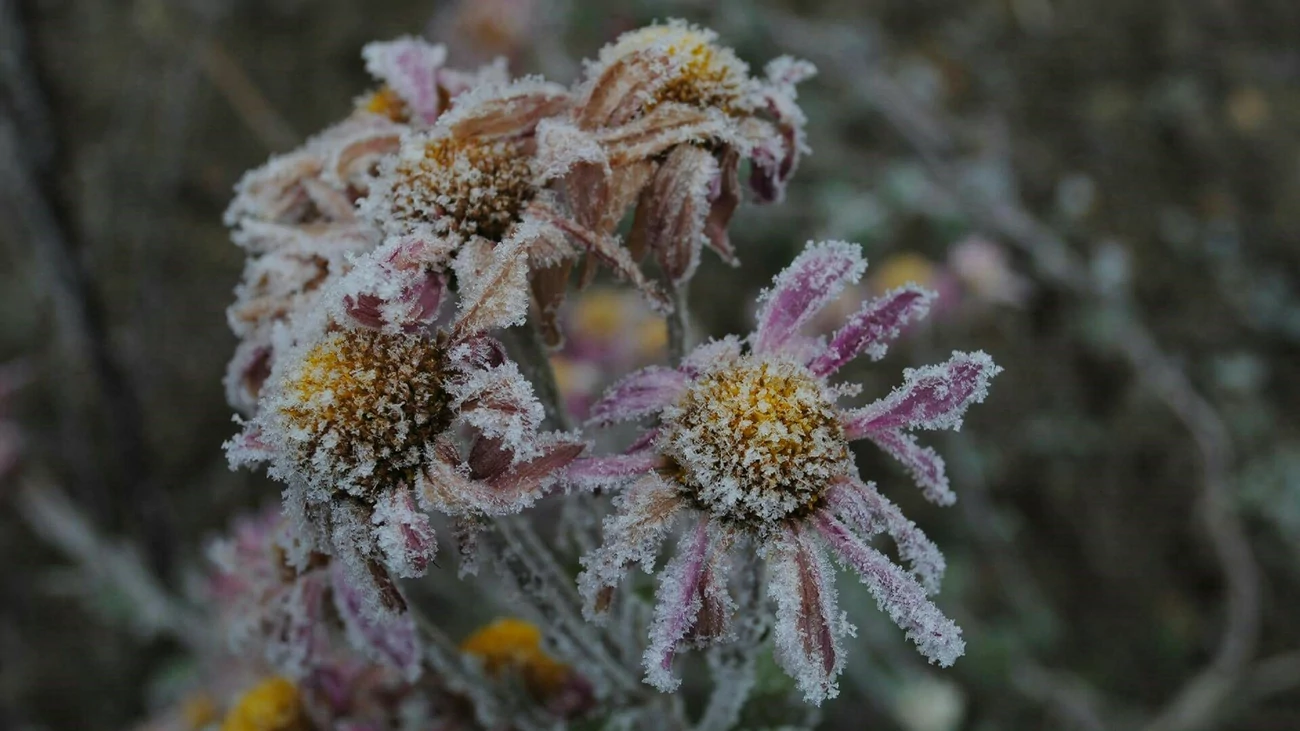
<box><xmin>538</xmin><ymin>19</ymin><xmax>815</xmax><ymax>292</ymax></box>
<box><xmin>564</xmin><ymin>241</ymin><xmax>1000</xmax><ymax>703</ymax></box>
<box><xmin>223</xmin><ymin>38</ymin><xmax>494</xmax><ymax>413</ymax></box>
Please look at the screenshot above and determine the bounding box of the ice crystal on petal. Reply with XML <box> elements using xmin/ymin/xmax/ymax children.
<box><xmin>577</xmin><ymin>474</ymin><xmax>684</xmax><ymax>620</ymax></box>
<box><xmin>370</xmin><ymin>488</ymin><xmax>438</xmax><ymax>579</ymax></box>
<box><xmin>808</xmin><ymin>285</ymin><xmax>936</xmax><ymax>376</ymax></box>
<box><xmin>846</xmin><ymin>350</ymin><xmax>1001</xmax><ymax>434</ymax></box>
<box><xmin>330</xmin><ymin>561</ymin><xmax>423</xmax><ymax>681</ymax></box>
<box><xmin>761</xmin><ymin>525</ymin><xmax>848</xmax><ymax>705</ymax></box>
<box><xmin>825</xmin><ymin>479</ymin><xmax>946</xmax><ymax>593</ymax></box>
<box><xmin>642</xmin><ymin>520</ymin><xmax>714</xmax><ymax>691</ymax></box>
<box><xmin>815</xmin><ymin>512</ymin><xmax>964</xmax><ymax>667</ymax></box>
<box><xmin>753</xmin><ymin>240</ymin><xmax>866</xmax><ymax>354</ymax></box>
<box><xmin>586</xmin><ymin>366</ymin><xmax>690</xmax><ymax>426</ymax></box>
<box><xmin>361</xmin><ymin>37</ymin><xmax>449</xmax><ymax>125</ymax></box>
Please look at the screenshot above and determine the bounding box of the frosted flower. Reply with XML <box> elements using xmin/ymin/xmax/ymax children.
<box><xmin>227</xmin><ymin>252</ymin><xmax>585</xmax><ymax>596</ymax></box>
<box><xmin>564</xmin><ymin>241</ymin><xmax>1001</xmax><ymax>703</ymax></box>
<box><xmin>539</xmin><ymin>20</ymin><xmax>816</xmax><ymax>290</ymax></box>
<box><xmin>223</xmin><ymin>37</ymin><xmax>484</xmax><ymax>413</ymax></box>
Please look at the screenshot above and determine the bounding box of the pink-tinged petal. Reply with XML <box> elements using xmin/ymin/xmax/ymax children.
<box><xmin>814</xmin><ymin>511</ymin><xmax>964</xmax><ymax>667</ymax></box>
<box><xmin>862</xmin><ymin>428</ymin><xmax>954</xmax><ymax>506</ymax></box>
<box><xmin>843</xmin><ymin>350</ymin><xmax>1001</xmax><ymax>435</ymax></box>
<box><xmin>419</xmin><ymin>436</ymin><xmax>581</xmax><ymax>517</ymax></box>
<box><xmin>643</xmin><ymin>519</ymin><xmax>712</xmax><ymax>691</ymax></box>
<box><xmin>761</xmin><ymin>523</ymin><xmax>846</xmax><ymax>705</ymax></box>
<box><xmin>825</xmin><ymin>479</ymin><xmax>945</xmax><ymax>593</ymax></box>
<box><xmin>577</xmin><ymin>473</ymin><xmax>684</xmax><ymax>620</ymax></box>
<box><xmin>451</xmin><ymin>235</ymin><xmax>531</xmax><ymax>337</ymax></box>
<box><xmin>362</xmin><ymin>37</ymin><xmax>449</xmax><ymax>124</ymax></box>
<box><xmin>224</xmin><ymin>423</ymin><xmax>275</xmax><ymax>469</ymax></box>
<box><xmin>562</xmin><ymin>450</ymin><xmax>667</xmax><ymax>491</ymax></box>
<box><xmin>486</xmin><ymin>433</ymin><xmax>586</xmax><ymax>495</ymax></box>
<box><xmin>370</xmin><ymin>488</ymin><xmax>438</xmax><ymax>579</ymax></box>
<box><xmin>685</xmin><ymin>532</ymin><xmax>736</xmax><ymax>646</ymax></box>
<box><xmin>261</xmin><ymin>572</ymin><xmax>330</xmax><ymax>679</ymax></box>
<box><xmin>587</xmin><ymin>367</ymin><xmax>690</xmax><ymax>425</ymax></box>
<box><xmin>753</xmin><ymin>241</ymin><xmax>866</xmax><ymax>355</ymax></box>
<box><xmin>447</xmin><ymin>357</ymin><xmax>547</xmax><ymax>461</ymax></box>
<box><xmin>808</xmin><ymin>285</ymin><xmax>936</xmax><ymax>376</ymax></box>
<box><xmin>329</xmin><ymin>561</ymin><xmax>423</xmax><ymax>681</ymax></box>
<box><xmin>747</xmin><ymin>57</ymin><xmax>815</xmax><ymax>203</ymax></box>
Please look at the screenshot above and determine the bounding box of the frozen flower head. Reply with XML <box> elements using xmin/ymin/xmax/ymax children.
<box><xmin>565</xmin><ymin>241</ymin><xmax>1000</xmax><ymax>703</ymax></box>
<box><xmin>222</xmin><ymin>38</ymin><xmax>489</xmax><ymax>413</ymax></box>
<box><xmin>270</xmin><ymin>327</ymin><xmax>449</xmax><ymax>499</ymax></box>
<box><xmin>460</xmin><ymin>618</ymin><xmax>595</xmax><ymax>718</ymax></box>
<box><xmin>368</xmin><ymin>79</ymin><xmax>570</xmax><ymax>243</ymax></box>
<box><xmin>536</xmin><ymin>19</ymin><xmax>815</xmax><ymax>320</ymax></box>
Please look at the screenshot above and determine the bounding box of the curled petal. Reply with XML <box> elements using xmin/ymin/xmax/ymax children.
<box><xmin>762</xmin><ymin>523</ymin><xmax>847</xmax><ymax>705</ymax></box>
<box><xmin>452</xmin><ymin>235</ymin><xmax>531</xmax><ymax>336</ymax></box>
<box><xmin>814</xmin><ymin>511</ymin><xmax>964</xmax><ymax>667</ymax></box>
<box><xmin>448</xmin><ymin>357</ymin><xmax>546</xmax><ymax>460</ymax></box>
<box><xmin>701</xmin><ymin>146</ymin><xmax>742</xmax><ymax>265</ymax></box>
<box><xmin>629</xmin><ymin>144</ymin><xmax>718</xmax><ymax>284</ymax></box>
<box><xmin>753</xmin><ymin>240</ymin><xmax>866</xmax><ymax>354</ymax></box>
<box><xmin>362</xmin><ymin>37</ymin><xmax>449</xmax><ymax>124</ymax></box>
<box><xmin>370</xmin><ymin>488</ymin><xmax>438</xmax><ymax>579</ymax></box>
<box><xmin>643</xmin><ymin>520</ymin><xmax>714</xmax><ymax>691</ymax></box>
<box><xmin>587</xmin><ymin>366</ymin><xmax>690</xmax><ymax>425</ymax></box>
<box><xmin>746</xmin><ymin>57</ymin><xmax>815</xmax><ymax>203</ymax></box>
<box><xmin>440</xmin><ymin>78</ymin><xmax>571</xmax><ymax>140</ymax></box>
<box><xmin>419</xmin><ymin>435</ymin><xmax>582</xmax><ymax>517</ymax></box>
<box><xmin>329</xmin><ymin>561</ymin><xmax>423</xmax><ymax>681</ymax></box>
<box><xmin>598</xmin><ymin>104</ymin><xmax>734</xmax><ymax>165</ymax></box>
<box><xmin>825</xmin><ymin>479</ymin><xmax>945</xmax><ymax>593</ymax></box>
<box><xmin>842</xmin><ymin>350</ymin><xmax>1001</xmax><ymax>435</ymax></box>
<box><xmin>861</xmin><ymin>429</ymin><xmax>954</xmax><ymax>506</ymax></box>
<box><xmin>261</xmin><ymin>571</ymin><xmax>330</xmax><ymax>679</ymax></box>
<box><xmin>808</xmin><ymin>285</ymin><xmax>936</xmax><ymax>376</ymax></box>
<box><xmin>528</xmin><ymin>202</ymin><xmax>669</xmax><ymax>312</ymax></box>
<box><xmin>577</xmin><ymin>473</ymin><xmax>684</xmax><ymax>620</ymax></box>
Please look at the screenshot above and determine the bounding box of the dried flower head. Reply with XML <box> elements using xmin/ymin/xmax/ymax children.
<box><xmin>564</xmin><ymin>241</ymin><xmax>1000</xmax><ymax>703</ymax></box>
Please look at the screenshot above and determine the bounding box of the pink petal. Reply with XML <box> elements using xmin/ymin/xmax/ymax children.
<box><xmin>562</xmin><ymin>450</ymin><xmax>666</xmax><ymax>491</ymax></box>
<box><xmin>261</xmin><ymin>571</ymin><xmax>330</xmax><ymax>679</ymax></box>
<box><xmin>587</xmin><ymin>367</ymin><xmax>690</xmax><ymax>425</ymax></box>
<box><xmin>762</xmin><ymin>523</ymin><xmax>846</xmax><ymax>705</ymax></box>
<box><xmin>329</xmin><ymin>561</ymin><xmax>423</xmax><ymax>681</ymax></box>
<box><xmin>370</xmin><ymin>488</ymin><xmax>438</xmax><ymax>579</ymax></box>
<box><xmin>861</xmin><ymin>428</ymin><xmax>955</xmax><ymax>506</ymax></box>
<box><xmin>362</xmin><ymin>38</ymin><xmax>449</xmax><ymax>124</ymax></box>
<box><xmin>643</xmin><ymin>519</ymin><xmax>713</xmax><ymax>691</ymax></box>
<box><xmin>577</xmin><ymin>473</ymin><xmax>683</xmax><ymax>619</ymax></box>
<box><xmin>842</xmin><ymin>350</ymin><xmax>1001</xmax><ymax>435</ymax></box>
<box><xmin>825</xmin><ymin>479</ymin><xmax>946</xmax><ymax>593</ymax></box>
<box><xmin>814</xmin><ymin>511</ymin><xmax>964</xmax><ymax>667</ymax></box>
<box><xmin>419</xmin><ymin>436</ymin><xmax>579</xmax><ymax>517</ymax></box>
<box><xmin>753</xmin><ymin>241</ymin><xmax>866</xmax><ymax>355</ymax></box>
<box><xmin>808</xmin><ymin>285</ymin><xmax>936</xmax><ymax>376</ymax></box>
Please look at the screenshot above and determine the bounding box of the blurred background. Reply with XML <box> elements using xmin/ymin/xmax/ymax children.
<box><xmin>2</xmin><ymin>0</ymin><xmax>1300</xmax><ymax>728</ymax></box>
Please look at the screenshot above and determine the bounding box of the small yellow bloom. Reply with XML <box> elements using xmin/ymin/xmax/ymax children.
<box><xmin>869</xmin><ymin>252</ymin><xmax>938</xmax><ymax>294</ymax></box>
<box><xmin>220</xmin><ymin>677</ymin><xmax>304</xmax><ymax>731</ymax></box>
<box><xmin>360</xmin><ymin>85</ymin><xmax>409</xmax><ymax>123</ymax></box>
<box><xmin>461</xmin><ymin>618</ymin><xmax>571</xmax><ymax>697</ymax></box>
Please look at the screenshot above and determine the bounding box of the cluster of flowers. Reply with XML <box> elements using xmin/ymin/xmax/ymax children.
<box><xmin>205</xmin><ymin>18</ymin><xmax>999</xmax><ymax>727</ymax></box>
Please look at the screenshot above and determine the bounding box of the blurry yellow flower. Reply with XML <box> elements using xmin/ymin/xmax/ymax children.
<box><xmin>572</xmin><ymin>289</ymin><xmax>629</xmax><ymax>341</ymax></box>
<box><xmin>360</xmin><ymin>85</ymin><xmax>410</xmax><ymax>123</ymax></box>
<box><xmin>869</xmin><ymin>252</ymin><xmax>938</xmax><ymax>293</ymax></box>
<box><xmin>220</xmin><ymin>677</ymin><xmax>304</xmax><ymax>731</ymax></box>
<box><xmin>461</xmin><ymin>618</ymin><xmax>570</xmax><ymax>697</ymax></box>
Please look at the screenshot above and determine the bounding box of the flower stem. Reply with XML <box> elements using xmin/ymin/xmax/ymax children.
<box><xmin>509</xmin><ymin>316</ymin><xmax>574</xmax><ymax>431</ymax></box>
<box><xmin>666</xmin><ymin>280</ymin><xmax>690</xmax><ymax>365</ymax></box>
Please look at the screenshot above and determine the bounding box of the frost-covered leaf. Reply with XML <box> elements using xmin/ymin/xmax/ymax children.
<box><xmin>452</xmin><ymin>235</ymin><xmax>531</xmax><ymax>336</ymax></box>
<box><xmin>753</xmin><ymin>241</ymin><xmax>866</xmax><ymax>355</ymax></box>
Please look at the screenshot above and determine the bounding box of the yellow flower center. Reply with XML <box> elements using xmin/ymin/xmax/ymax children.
<box><xmin>606</xmin><ymin>25</ymin><xmax>752</xmax><ymax>115</ymax></box>
<box><xmin>461</xmin><ymin>618</ymin><xmax>571</xmax><ymax>698</ymax></box>
<box><xmin>275</xmin><ymin>328</ymin><xmax>447</xmax><ymax>496</ymax></box>
<box><xmin>360</xmin><ymin>85</ymin><xmax>410</xmax><ymax>123</ymax></box>
<box><xmin>388</xmin><ymin>135</ymin><xmax>535</xmax><ymax>241</ymax></box>
<box><xmin>220</xmin><ymin>677</ymin><xmax>303</xmax><ymax>731</ymax></box>
<box><xmin>662</xmin><ymin>357</ymin><xmax>849</xmax><ymax>526</ymax></box>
